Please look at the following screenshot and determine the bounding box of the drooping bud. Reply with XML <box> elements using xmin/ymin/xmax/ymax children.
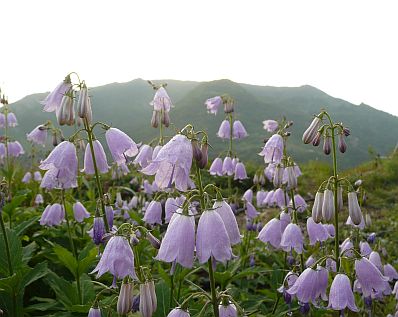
<box><xmin>93</xmin><ymin>216</ymin><xmax>105</xmax><ymax>245</ymax></box>
<box><xmin>348</xmin><ymin>192</ymin><xmax>362</xmax><ymax>225</ymax></box>
<box><xmin>151</xmin><ymin>110</ymin><xmax>159</xmax><ymax>128</ymax></box>
<box><xmin>198</xmin><ymin>143</ymin><xmax>208</xmax><ymax>169</ymax></box>
<box><xmin>161</xmin><ymin>111</ymin><xmax>170</xmax><ymax>127</ymax></box>
<box><xmin>337</xmin><ymin>187</ymin><xmax>343</xmax><ymax>211</ymax></box>
<box><xmin>285</xmin><ymin>166</ymin><xmax>297</xmax><ymax>190</ymax></box>
<box><xmin>88</xmin><ymin>307</ymin><xmax>101</xmax><ymax>317</ymax></box>
<box><xmin>146</xmin><ymin>232</ymin><xmax>161</xmax><ymax>249</ymax></box>
<box><xmin>273</xmin><ymin>165</ymin><xmax>284</xmax><ymax>188</ymax></box>
<box><xmin>191</xmin><ymin>140</ymin><xmax>202</xmax><ymax>163</ymax></box>
<box><xmin>322</xmin><ymin>189</ymin><xmax>334</xmax><ymax>222</ymax></box>
<box><xmin>56</xmin><ymin>94</ymin><xmax>75</xmax><ymax>126</ymax></box>
<box><xmin>139</xmin><ymin>281</ymin><xmax>157</xmax><ymax>317</ymax></box>
<box><xmin>302</xmin><ymin>116</ymin><xmax>321</xmax><ymax>144</ymax></box>
<box><xmin>338</xmin><ymin>134</ymin><xmax>347</xmax><ymax>153</ymax></box>
<box><xmin>343</xmin><ymin>127</ymin><xmax>350</xmax><ymax>136</ymax></box>
<box><xmin>312</xmin><ymin>132</ymin><xmax>321</xmax><ymax>146</ymax></box>
<box><xmin>52</xmin><ymin>133</ymin><xmax>58</xmax><ymax>147</ymax></box>
<box><xmin>223</xmin><ymin>99</ymin><xmax>234</xmax><ymax>113</ymax></box>
<box><xmin>77</xmin><ymin>84</ymin><xmax>90</xmax><ymax>119</ymax></box>
<box><xmin>117</xmin><ymin>282</ymin><xmax>133</xmax><ymax>315</ymax></box>
<box><xmin>323</xmin><ymin>135</ymin><xmax>331</xmax><ymax>155</ymax></box>
<box><xmin>312</xmin><ymin>192</ymin><xmax>323</xmax><ymax>223</ymax></box>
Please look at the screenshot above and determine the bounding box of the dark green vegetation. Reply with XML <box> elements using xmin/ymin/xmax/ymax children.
<box><xmin>10</xmin><ymin>79</ymin><xmax>398</xmax><ymax>169</ymax></box>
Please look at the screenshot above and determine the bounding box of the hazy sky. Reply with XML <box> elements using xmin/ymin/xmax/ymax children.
<box><xmin>2</xmin><ymin>0</ymin><xmax>398</xmax><ymax>116</ymax></box>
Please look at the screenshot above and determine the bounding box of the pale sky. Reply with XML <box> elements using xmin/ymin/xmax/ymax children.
<box><xmin>2</xmin><ymin>0</ymin><xmax>398</xmax><ymax>116</ymax></box>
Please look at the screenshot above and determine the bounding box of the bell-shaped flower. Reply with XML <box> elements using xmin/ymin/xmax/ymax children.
<box><xmin>213</xmin><ymin>201</ymin><xmax>241</xmax><ymax>245</ymax></box>
<box><xmin>328</xmin><ymin>274</ymin><xmax>358</xmax><ymax>312</ymax></box>
<box><xmin>340</xmin><ymin>238</ymin><xmax>354</xmax><ymax>257</ymax></box>
<box><xmin>219</xmin><ymin>303</ymin><xmax>237</xmax><ymax>317</ymax></box>
<box><xmin>263</xmin><ymin>190</ymin><xmax>275</xmax><ymax>207</ymax></box>
<box><xmin>274</xmin><ymin>188</ymin><xmax>287</xmax><ymax>208</ymax></box>
<box><xmin>205</xmin><ymin>96</ymin><xmax>222</xmax><ymax>115</ymax></box>
<box><xmin>280</xmin><ymin>212</ymin><xmax>291</xmax><ymax>232</ymax></box>
<box><xmin>322</xmin><ymin>189</ymin><xmax>334</xmax><ymax>222</ymax></box>
<box><xmin>196</xmin><ymin>210</ymin><xmax>232</xmax><ymax>263</ymax></box>
<box><xmin>280</xmin><ymin>223</ymin><xmax>304</xmax><ymax>254</ymax></box>
<box><xmin>384</xmin><ymin>264</ymin><xmax>398</xmax><ymax>281</ymax></box>
<box><xmin>8</xmin><ymin>141</ymin><xmax>24</xmax><ymax>157</ymax></box>
<box><xmin>82</xmin><ymin>140</ymin><xmax>110</xmax><ymax>175</ymax></box>
<box><xmin>369</xmin><ymin>251</ymin><xmax>383</xmax><ymax>272</ymax></box>
<box><xmin>290</xmin><ymin>194</ymin><xmax>307</xmax><ymax>213</ymax></box>
<box><xmin>93</xmin><ymin>217</ymin><xmax>106</xmax><ymax>245</ymax></box>
<box><xmin>232</xmin><ymin>120</ymin><xmax>248</xmax><ymax>139</ymax></box>
<box><xmin>22</xmin><ymin>172</ymin><xmax>32</xmax><ymax>183</ymax></box>
<box><xmin>27</xmin><ymin>125</ymin><xmax>47</xmax><ymax>146</ymax></box>
<box><xmin>167</xmin><ymin>308</ymin><xmax>190</xmax><ymax>317</ymax></box>
<box><xmin>234</xmin><ymin>162</ymin><xmax>247</xmax><ymax>180</ymax></box>
<box><xmin>143</xmin><ymin>201</ymin><xmax>162</xmax><ymax>225</ymax></box>
<box><xmin>245</xmin><ymin>201</ymin><xmax>258</xmax><ymax>219</ymax></box>
<box><xmin>156</xmin><ymin>211</ymin><xmax>195</xmax><ymax>268</ymax></box>
<box><xmin>88</xmin><ymin>307</ymin><xmax>102</xmax><ymax>317</ymax></box>
<box><xmin>256</xmin><ymin>190</ymin><xmax>267</xmax><ymax>207</ymax></box>
<box><xmin>348</xmin><ymin>192</ymin><xmax>362</xmax><ymax>225</ymax></box>
<box><xmin>41</xmin><ymin>77</ymin><xmax>72</xmax><ymax>112</ymax></box>
<box><xmin>35</xmin><ymin>194</ymin><xmax>44</xmax><ymax>205</ymax></box>
<box><xmin>307</xmin><ymin>217</ymin><xmax>329</xmax><ymax>245</ymax></box>
<box><xmin>92</xmin><ymin>235</ymin><xmax>137</xmax><ymax>283</ymax></box>
<box><xmin>264</xmin><ymin>163</ymin><xmax>276</xmax><ymax>181</ymax></box>
<box><xmin>360</xmin><ymin>241</ymin><xmax>372</xmax><ymax>256</ymax></box>
<box><xmin>259</xmin><ymin>134</ymin><xmax>283</xmax><ymax>164</ymax></box>
<box><xmin>209</xmin><ymin>157</ymin><xmax>223</xmax><ymax>176</ymax></box>
<box><xmin>134</xmin><ymin>144</ymin><xmax>153</xmax><ymax>168</ymax></box>
<box><xmin>217</xmin><ymin>120</ymin><xmax>231</xmax><ymax>139</ymax></box>
<box><xmin>39</xmin><ymin>204</ymin><xmax>65</xmax><ymax>226</ymax></box>
<box><xmin>117</xmin><ymin>282</ymin><xmax>133</xmax><ymax>315</ymax></box>
<box><xmin>34</xmin><ymin>171</ymin><xmax>42</xmax><ymax>182</ymax></box>
<box><xmin>312</xmin><ymin>192</ymin><xmax>323</xmax><ymax>223</ymax></box>
<box><xmin>263</xmin><ymin>120</ymin><xmax>278</xmax><ymax>132</ymax></box>
<box><xmin>283</xmin><ymin>166</ymin><xmax>297</xmax><ymax>190</ymax></box>
<box><xmin>141</xmin><ymin>134</ymin><xmax>192</xmax><ymax>192</ymax></box>
<box><xmin>151</xmin><ymin>86</ymin><xmax>172</xmax><ymax>112</ymax></box>
<box><xmin>165</xmin><ymin>197</ymin><xmax>178</xmax><ymax>223</ymax></box>
<box><xmin>258</xmin><ymin>218</ymin><xmax>281</xmax><ymax>249</ymax></box>
<box><xmin>346</xmin><ymin>214</ymin><xmax>365</xmax><ymax>229</ymax></box>
<box><xmin>222</xmin><ymin>156</ymin><xmax>234</xmax><ymax>176</ymax></box>
<box><xmin>73</xmin><ymin>202</ymin><xmax>90</xmax><ymax>223</ymax></box>
<box><xmin>105</xmin><ymin>128</ymin><xmax>138</xmax><ymax>165</ymax></box>
<box><xmin>355</xmin><ymin>257</ymin><xmax>389</xmax><ymax>297</ymax></box>
<box><xmin>243</xmin><ymin>189</ymin><xmax>253</xmax><ymax>203</ymax></box>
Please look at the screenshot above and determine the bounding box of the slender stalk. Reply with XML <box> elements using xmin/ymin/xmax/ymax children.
<box><xmin>0</xmin><ymin>214</ymin><xmax>13</xmax><ymax>275</ymax></box>
<box><xmin>290</xmin><ymin>189</ymin><xmax>305</xmax><ymax>272</ymax></box>
<box><xmin>195</xmin><ymin>164</ymin><xmax>219</xmax><ymax>317</ymax></box>
<box><xmin>83</xmin><ymin>118</ymin><xmax>110</xmax><ymax>231</ymax></box>
<box><xmin>60</xmin><ymin>190</ymin><xmax>82</xmax><ymax>304</ymax></box>
<box><xmin>159</xmin><ymin>110</ymin><xmax>164</xmax><ymax>145</ymax></box>
<box><xmin>227</xmin><ymin>113</ymin><xmax>233</xmax><ymax>196</ymax></box>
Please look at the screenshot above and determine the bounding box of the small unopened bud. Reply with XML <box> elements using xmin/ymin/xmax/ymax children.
<box><xmin>285</xmin><ymin>166</ymin><xmax>297</xmax><ymax>189</ymax></box>
<box><xmin>146</xmin><ymin>232</ymin><xmax>160</xmax><ymax>249</ymax></box>
<box><xmin>198</xmin><ymin>143</ymin><xmax>208</xmax><ymax>169</ymax></box>
<box><xmin>312</xmin><ymin>192</ymin><xmax>323</xmax><ymax>223</ymax></box>
<box><xmin>77</xmin><ymin>84</ymin><xmax>90</xmax><ymax>119</ymax></box>
<box><xmin>348</xmin><ymin>192</ymin><xmax>362</xmax><ymax>225</ymax></box>
<box><xmin>161</xmin><ymin>111</ymin><xmax>170</xmax><ymax>127</ymax></box>
<box><xmin>224</xmin><ymin>100</ymin><xmax>234</xmax><ymax>113</ymax></box>
<box><xmin>56</xmin><ymin>94</ymin><xmax>75</xmax><ymax>126</ymax></box>
<box><xmin>139</xmin><ymin>281</ymin><xmax>157</xmax><ymax>317</ymax></box>
<box><xmin>322</xmin><ymin>189</ymin><xmax>334</xmax><ymax>221</ymax></box>
<box><xmin>338</xmin><ymin>134</ymin><xmax>347</xmax><ymax>153</ymax></box>
<box><xmin>253</xmin><ymin>174</ymin><xmax>259</xmax><ymax>184</ymax></box>
<box><xmin>343</xmin><ymin>127</ymin><xmax>350</xmax><ymax>136</ymax></box>
<box><xmin>302</xmin><ymin>116</ymin><xmax>321</xmax><ymax>144</ymax></box>
<box><xmin>151</xmin><ymin>110</ymin><xmax>159</xmax><ymax>128</ymax></box>
<box><xmin>337</xmin><ymin>187</ymin><xmax>343</xmax><ymax>211</ymax></box>
<box><xmin>131</xmin><ymin>295</ymin><xmax>140</xmax><ymax>312</ymax></box>
<box><xmin>323</xmin><ymin>136</ymin><xmax>331</xmax><ymax>155</ymax></box>
<box><xmin>365</xmin><ymin>213</ymin><xmax>372</xmax><ymax>227</ymax></box>
<box><xmin>52</xmin><ymin>133</ymin><xmax>58</xmax><ymax>147</ymax></box>
<box><xmin>273</xmin><ymin>165</ymin><xmax>284</xmax><ymax>188</ymax></box>
<box><xmin>130</xmin><ymin>235</ymin><xmax>140</xmax><ymax>246</ymax></box>
<box><xmin>117</xmin><ymin>282</ymin><xmax>134</xmax><ymax>315</ymax></box>
<box><xmin>88</xmin><ymin>307</ymin><xmax>101</xmax><ymax>317</ymax></box>
<box><xmin>191</xmin><ymin>140</ymin><xmax>202</xmax><ymax>163</ymax></box>
<box><xmin>312</xmin><ymin>132</ymin><xmax>321</xmax><ymax>146</ymax></box>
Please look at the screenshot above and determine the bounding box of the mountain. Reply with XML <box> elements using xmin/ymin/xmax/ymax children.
<box><xmin>8</xmin><ymin>78</ymin><xmax>398</xmax><ymax>169</ymax></box>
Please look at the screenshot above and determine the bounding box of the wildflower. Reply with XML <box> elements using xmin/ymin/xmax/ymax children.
<box><xmin>280</xmin><ymin>223</ymin><xmax>304</xmax><ymax>254</ymax></box>
<box><xmin>307</xmin><ymin>217</ymin><xmax>329</xmax><ymax>245</ymax></box>
<box><xmin>256</xmin><ymin>190</ymin><xmax>267</xmax><ymax>207</ymax></box>
<box><xmin>348</xmin><ymin>192</ymin><xmax>362</xmax><ymax>225</ymax></box>
<box><xmin>156</xmin><ymin>212</ymin><xmax>195</xmax><ymax>268</ymax></box>
<box><xmin>258</xmin><ymin>218</ymin><xmax>281</xmax><ymax>248</ymax></box>
<box><xmin>384</xmin><ymin>264</ymin><xmax>398</xmax><ymax>281</ymax></box>
<box><xmin>77</xmin><ymin>84</ymin><xmax>92</xmax><ymax>122</ymax></box>
<box><xmin>41</xmin><ymin>76</ymin><xmax>72</xmax><ymax>112</ymax></box>
<box><xmin>302</xmin><ymin>116</ymin><xmax>321</xmax><ymax>144</ymax></box>
<box><xmin>346</xmin><ymin>214</ymin><xmax>365</xmax><ymax>230</ymax></box>
<box><xmin>243</xmin><ymin>189</ymin><xmax>253</xmax><ymax>203</ymax></box>
<box><xmin>27</xmin><ymin>125</ymin><xmax>47</xmax><ymax>146</ymax></box>
<box><xmin>139</xmin><ymin>281</ymin><xmax>157</xmax><ymax>317</ymax></box>
<box><xmin>35</xmin><ymin>194</ymin><xmax>44</xmax><ymax>205</ymax></box>
<box><xmin>198</xmin><ymin>142</ymin><xmax>208</xmax><ymax>168</ymax></box>
<box><xmin>321</xmin><ymin>189</ymin><xmax>334</xmax><ymax>222</ymax></box>
<box><xmin>369</xmin><ymin>251</ymin><xmax>383</xmax><ymax>272</ymax></box>
<box><xmin>245</xmin><ymin>201</ymin><xmax>258</xmax><ymax>219</ymax></box>
<box><xmin>134</xmin><ymin>145</ymin><xmax>153</xmax><ymax>169</ymax></box>
<box><xmin>92</xmin><ymin>235</ymin><xmax>137</xmax><ymax>283</ymax></box>
<box><xmin>217</xmin><ymin>120</ymin><xmax>231</xmax><ymax>139</ymax></box>
<box><xmin>273</xmin><ymin>188</ymin><xmax>286</xmax><ymax>207</ymax></box>
<box><xmin>73</xmin><ymin>202</ymin><xmax>90</xmax><ymax>223</ymax></box>
<box><xmin>88</xmin><ymin>307</ymin><xmax>102</xmax><ymax>317</ymax></box>
<box><xmin>232</xmin><ymin>120</ymin><xmax>248</xmax><ymax>139</ymax></box>
<box><xmin>328</xmin><ymin>274</ymin><xmax>358</xmax><ymax>312</ymax></box>
<box><xmin>151</xmin><ymin>110</ymin><xmax>159</xmax><ymax>128</ymax></box>
<box><xmin>82</xmin><ymin>140</ymin><xmax>110</xmax><ymax>175</ymax></box>
<box><xmin>263</xmin><ymin>120</ymin><xmax>278</xmax><ymax>132</ymax></box>
<box><xmin>93</xmin><ymin>217</ymin><xmax>106</xmax><ymax>245</ymax></box>
<box><xmin>273</xmin><ymin>164</ymin><xmax>284</xmax><ymax>187</ymax></box>
<box><xmin>259</xmin><ymin>134</ymin><xmax>283</xmax><ymax>164</ymax></box>
<box><xmin>340</xmin><ymin>238</ymin><xmax>354</xmax><ymax>257</ymax></box>
<box><xmin>234</xmin><ymin>162</ymin><xmax>247</xmax><ymax>180</ymax></box>
<box><xmin>165</xmin><ymin>197</ymin><xmax>178</xmax><ymax>223</ymax></box>
<box><xmin>151</xmin><ymin>86</ymin><xmax>172</xmax><ymax>112</ymax></box>
<box><xmin>338</xmin><ymin>133</ymin><xmax>347</xmax><ymax>153</ymax></box>
<box><xmin>105</xmin><ymin>128</ymin><xmax>138</xmax><ymax>165</ymax></box>
<box><xmin>34</xmin><ymin>171</ymin><xmax>42</xmax><ymax>182</ymax></box>
<box><xmin>39</xmin><ymin>203</ymin><xmax>65</xmax><ymax>227</ymax></box>
<box><xmin>22</xmin><ymin>172</ymin><xmax>32</xmax><ymax>183</ymax></box>
<box><xmin>6</xmin><ymin>112</ymin><xmax>18</xmax><ymax>127</ymax></box>
<box><xmin>263</xmin><ymin>190</ymin><xmax>275</xmax><ymax>207</ymax></box>
<box><xmin>141</xmin><ymin>134</ymin><xmax>192</xmax><ymax>191</ymax></box>
<box><xmin>116</xmin><ymin>281</ymin><xmax>133</xmax><ymax>315</ymax></box>
<box><xmin>222</xmin><ymin>156</ymin><xmax>234</xmax><ymax>176</ymax></box>
<box><xmin>196</xmin><ymin>210</ymin><xmax>232</xmax><ymax>263</ymax></box>
<box><xmin>323</xmin><ymin>135</ymin><xmax>331</xmax><ymax>155</ymax></box>
<box><xmin>312</xmin><ymin>192</ymin><xmax>323</xmax><ymax>223</ymax></box>
<box><xmin>213</xmin><ymin>201</ymin><xmax>241</xmax><ymax>245</ymax></box>
<box><xmin>355</xmin><ymin>257</ymin><xmax>389</xmax><ymax>297</ymax></box>
<box><xmin>143</xmin><ymin>201</ymin><xmax>162</xmax><ymax>225</ymax></box>
<box><xmin>7</xmin><ymin>141</ymin><xmax>25</xmax><ymax>157</ymax></box>
<box><xmin>56</xmin><ymin>94</ymin><xmax>75</xmax><ymax>126</ymax></box>
<box><xmin>167</xmin><ymin>308</ymin><xmax>190</xmax><ymax>317</ymax></box>
<box><xmin>205</xmin><ymin>96</ymin><xmax>222</xmax><ymax>115</ymax></box>
<box><xmin>359</xmin><ymin>241</ymin><xmax>372</xmax><ymax>256</ymax></box>
<box><xmin>284</xmin><ymin>166</ymin><xmax>297</xmax><ymax>190</ymax></box>
<box><xmin>290</xmin><ymin>194</ymin><xmax>307</xmax><ymax>213</ymax></box>
<box><xmin>219</xmin><ymin>302</ymin><xmax>237</xmax><ymax>317</ymax></box>
<box><xmin>209</xmin><ymin>157</ymin><xmax>223</xmax><ymax>176</ymax></box>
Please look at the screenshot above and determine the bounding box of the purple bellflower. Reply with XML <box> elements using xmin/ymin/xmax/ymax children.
<box><xmin>307</xmin><ymin>217</ymin><xmax>329</xmax><ymax>245</ymax></box>
<box><xmin>258</xmin><ymin>218</ymin><xmax>282</xmax><ymax>249</ymax></box>
<box><xmin>143</xmin><ymin>201</ymin><xmax>162</xmax><ymax>225</ymax></box>
<box><xmin>263</xmin><ymin>120</ymin><xmax>279</xmax><ymax>132</ymax></box>
<box><xmin>73</xmin><ymin>202</ymin><xmax>91</xmax><ymax>223</ymax></box>
<box><xmin>82</xmin><ymin>140</ymin><xmax>110</xmax><ymax>175</ymax></box>
<box><xmin>105</xmin><ymin>128</ymin><xmax>138</xmax><ymax>165</ymax></box>
<box><xmin>259</xmin><ymin>134</ymin><xmax>283</xmax><ymax>164</ymax></box>
<box><xmin>280</xmin><ymin>223</ymin><xmax>304</xmax><ymax>254</ymax></box>
<box><xmin>355</xmin><ymin>257</ymin><xmax>389</xmax><ymax>297</ymax></box>
<box><xmin>134</xmin><ymin>144</ymin><xmax>153</xmax><ymax>168</ymax></box>
<box><xmin>205</xmin><ymin>96</ymin><xmax>222</xmax><ymax>115</ymax></box>
<box><xmin>213</xmin><ymin>200</ymin><xmax>241</xmax><ymax>245</ymax></box>
<box><xmin>219</xmin><ymin>302</ymin><xmax>237</xmax><ymax>317</ymax></box>
<box><xmin>41</xmin><ymin>77</ymin><xmax>72</xmax><ymax>112</ymax></box>
<box><xmin>39</xmin><ymin>204</ymin><xmax>65</xmax><ymax>226</ymax></box>
<box><xmin>27</xmin><ymin>125</ymin><xmax>47</xmax><ymax>146</ymax></box>
<box><xmin>232</xmin><ymin>120</ymin><xmax>248</xmax><ymax>139</ymax></box>
<box><xmin>217</xmin><ymin>120</ymin><xmax>231</xmax><ymax>139</ymax></box>
<box><xmin>328</xmin><ymin>274</ymin><xmax>358</xmax><ymax>312</ymax></box>
<box><xmin>167</xmin><ymin>308</ymin><xmax>190</xmax><ymax>317</ymax></box>
<box><xmin>209</xmin><ymin>157</ymin><xmax>223</xmax><ymax>176</ymax></box>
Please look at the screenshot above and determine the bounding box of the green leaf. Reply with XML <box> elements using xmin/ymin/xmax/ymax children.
<box><xmin>153</xmin><ymin>281</ymin><xmax>171</xmax><ymax>317</ymax></box>
<box><xmin>45</xmin><ymin>270</ymin><xmax>79</xmax><ymax>308</ymax></box>
<box><xmin>0</xmin><ymin>228</ymin><xmax>23</xmax><ymax>276</ymax></box>
<box><xmin>2</xmin><ymin>194</ymin><xmax>27</xmax><ymax>218</ymax></box>
<box><xmin>14</xmin><ymin>216</ymin><xmax>40</xmax><ymax>236</ymax></box>
<box><xmin>53</xmin><ymin>244</ymin><xmax>78</xmax><ymax>277</ymax></box>
<box><xmin>22</xmin><ymin>242</ymin><xmax>37</xmax><ymax>264</ymax></box>
<box><xmin>77</xmin><ymin>245</ymin><xmax>97</xmax><ymax>276</ymax></box>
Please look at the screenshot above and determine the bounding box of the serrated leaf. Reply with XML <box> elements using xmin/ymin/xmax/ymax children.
<box><xmin>53</xmin><ymin>244</ymin><xmax>78</xmax><ymax>277</ymax></box>
<box><xmin>2</xmin><ymin>194</ymin><xmax>27</xmax><ymax>217</ymax></box>
<box><xmin>14</xmin><ymin>216</ymin><xmax>40</xmax><ymax>236</ymax></box>
<box><xmin>0</xmin><ymin>228</ymin><xmax>23</xmax><ymax>275</ymax></box>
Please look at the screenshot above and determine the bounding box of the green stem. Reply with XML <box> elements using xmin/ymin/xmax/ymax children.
<box><xmin>227</xmin><ymin>113</ymin><xmax>233</xmax><ymax>196</ymax></box>
<box><xmin>60</xmin><ymin>190</ymin><xmax>82</xmax><ymax>304</ymax></box>
<box><xmin>290</xmin><ymin>189</ymin><xmax>304</xmax><ymax>272</ymax></box>
<box><xmin>0</xmin><ymin>214</ymin><xmax>13</xmax><ymax>275</ymax></box>
<box><xmin>83</xmin><ymin>118</ymin><xmax>110</xmax><ymax>232</ymax></box>
<box><xmin>159</xmin><ymin>110</ymin><xmax>164</xmax><ymax>145</ymax></box>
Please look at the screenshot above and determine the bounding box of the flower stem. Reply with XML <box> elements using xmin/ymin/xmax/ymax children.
<box><xmin>290</xmin><ymin>189</ymin><xmax>305</xmax><ymax>272</ymax></box>
<box><xmin>83</xmin><ymin>118</ymin><xmax>110</xmax><ymax>232</ymax></box>
<box><xmin>228</xmin><ymin>113</ymin><xmax>233</xmax><ymax>196</ymax></box>
<box><xmin>0</xmin><ymin>214</ymin><xmax>13</xmax><ymax>275</ymax></box>
<box><xmin>195</xmin><ymin>164</ymin><xmax>219</xmax><ymax>317</ymax></box>
<box><xmin>159</xmin><ymin>110</ymin><xmax>164</xmax><ymax>145</ymax></box>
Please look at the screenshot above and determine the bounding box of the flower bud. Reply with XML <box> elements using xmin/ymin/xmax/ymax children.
<box><xmin>198</xmin><ymin>143</ymin><xmax>208</xmax><ymax>169</ymax></box>
<box><xmin>161</xmin><ymin>111</ymin><xmax>170</xmax><ymax>127</ymax></box>
<box><xmin>139</xmin><ymin>281</ymin><xmax>157</xmax><ymax>317</ymax></box>
<box><xmin>56</xmin><ymin>94</ymin><xmax>75</xmax><ymax>126</ymax></box>
<box><xmin>285</xmin><ymin>166</ymin><xmax>297</xmax><ymax>189</ymax></box>
<box><xmin>338</xmin><ymin>134</ymin><xmax>347</xmax><ymax>153</ymax></box>
<box><xmin>365</xmin><ymin>213</ymin><xmax>372</xmax><ymax>227</ymax></box>
<box><xmin>343</xmin><ymin>127</ymin><xmax>350</xmax><ymax>136</ymax></box>
<box><xmin>78</xmin><ymin>84</ymin><xmax>90</xmax><ymax>119</ymax></box>
<box><xmin>322</xmin><ymin>189</ymin><xmax>334</xmax><ymax>221</ymax></box>
<box><xmin>151</xmin><ymin>110</ymin><xmax>159</xmax><ymax>128</ymax></box>
<box><xmin>146</xmin><ymin>232</ymin><xmax>160</xmax><ymax>249</ymax></box>
<box><xmin>117</xmin><ymin>282</ymin><xmax>133</xmax><ymax>315</ymax></box>
<box><xmin>131</xmin><ymin>295</ymin><xmax>140</xmax><ymax>312</ymax></box>
<box><xmin>348</xmin><ymin>192</ymin><xmax>362</xmax><ymax>225</ymax></box>
<box><xmin>312</xmin><ymin>132</ymin><xmax>321</xmax><ymax>146</ymax></box>
<box><xmin>88</xmin><ymin>307</ymin><xmax>101</xmax><ymax>317</ymax></box>
<box><xmin>337</xmin><ymin>186</ymin><xmax>343</xmax><ymax>211</ymax></box>
<box><xmin>312</xmin><ymin>192</ymin><xmax>323</xmax><ymax>223</ymax></box>
<box><xmin>323</xmin><ymin>135</ymin><xmax>331</xmax><ymax>155</ymax></box>
<box><xmin>302</xmin><ymin>116</ymin><xmax>321</xmax><ymax>144</ymax></box>
<box><xmin>273</xmin><ymin>165</ymin><xmax>284</xmax><ymax>188</ymax></box>
<box><xmin>191</xmin><ymin>140</ymin><xmax>202</xmax><ymax>163</ymax></box>
<box><xmin>224</xmin><ymin>100</ymin><xmax>234</xmax><ymax>113</ymax></box>
<box><xmin>52</xmin><ymin>133</ymin><xmax>58</xmax><ymax>147</ymax></box>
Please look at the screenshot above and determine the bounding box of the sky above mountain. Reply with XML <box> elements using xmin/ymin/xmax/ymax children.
<box><xmin>1</xmin><ymin>0</ymin><xmax>398</xmax><ymax>116</ymax></box>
